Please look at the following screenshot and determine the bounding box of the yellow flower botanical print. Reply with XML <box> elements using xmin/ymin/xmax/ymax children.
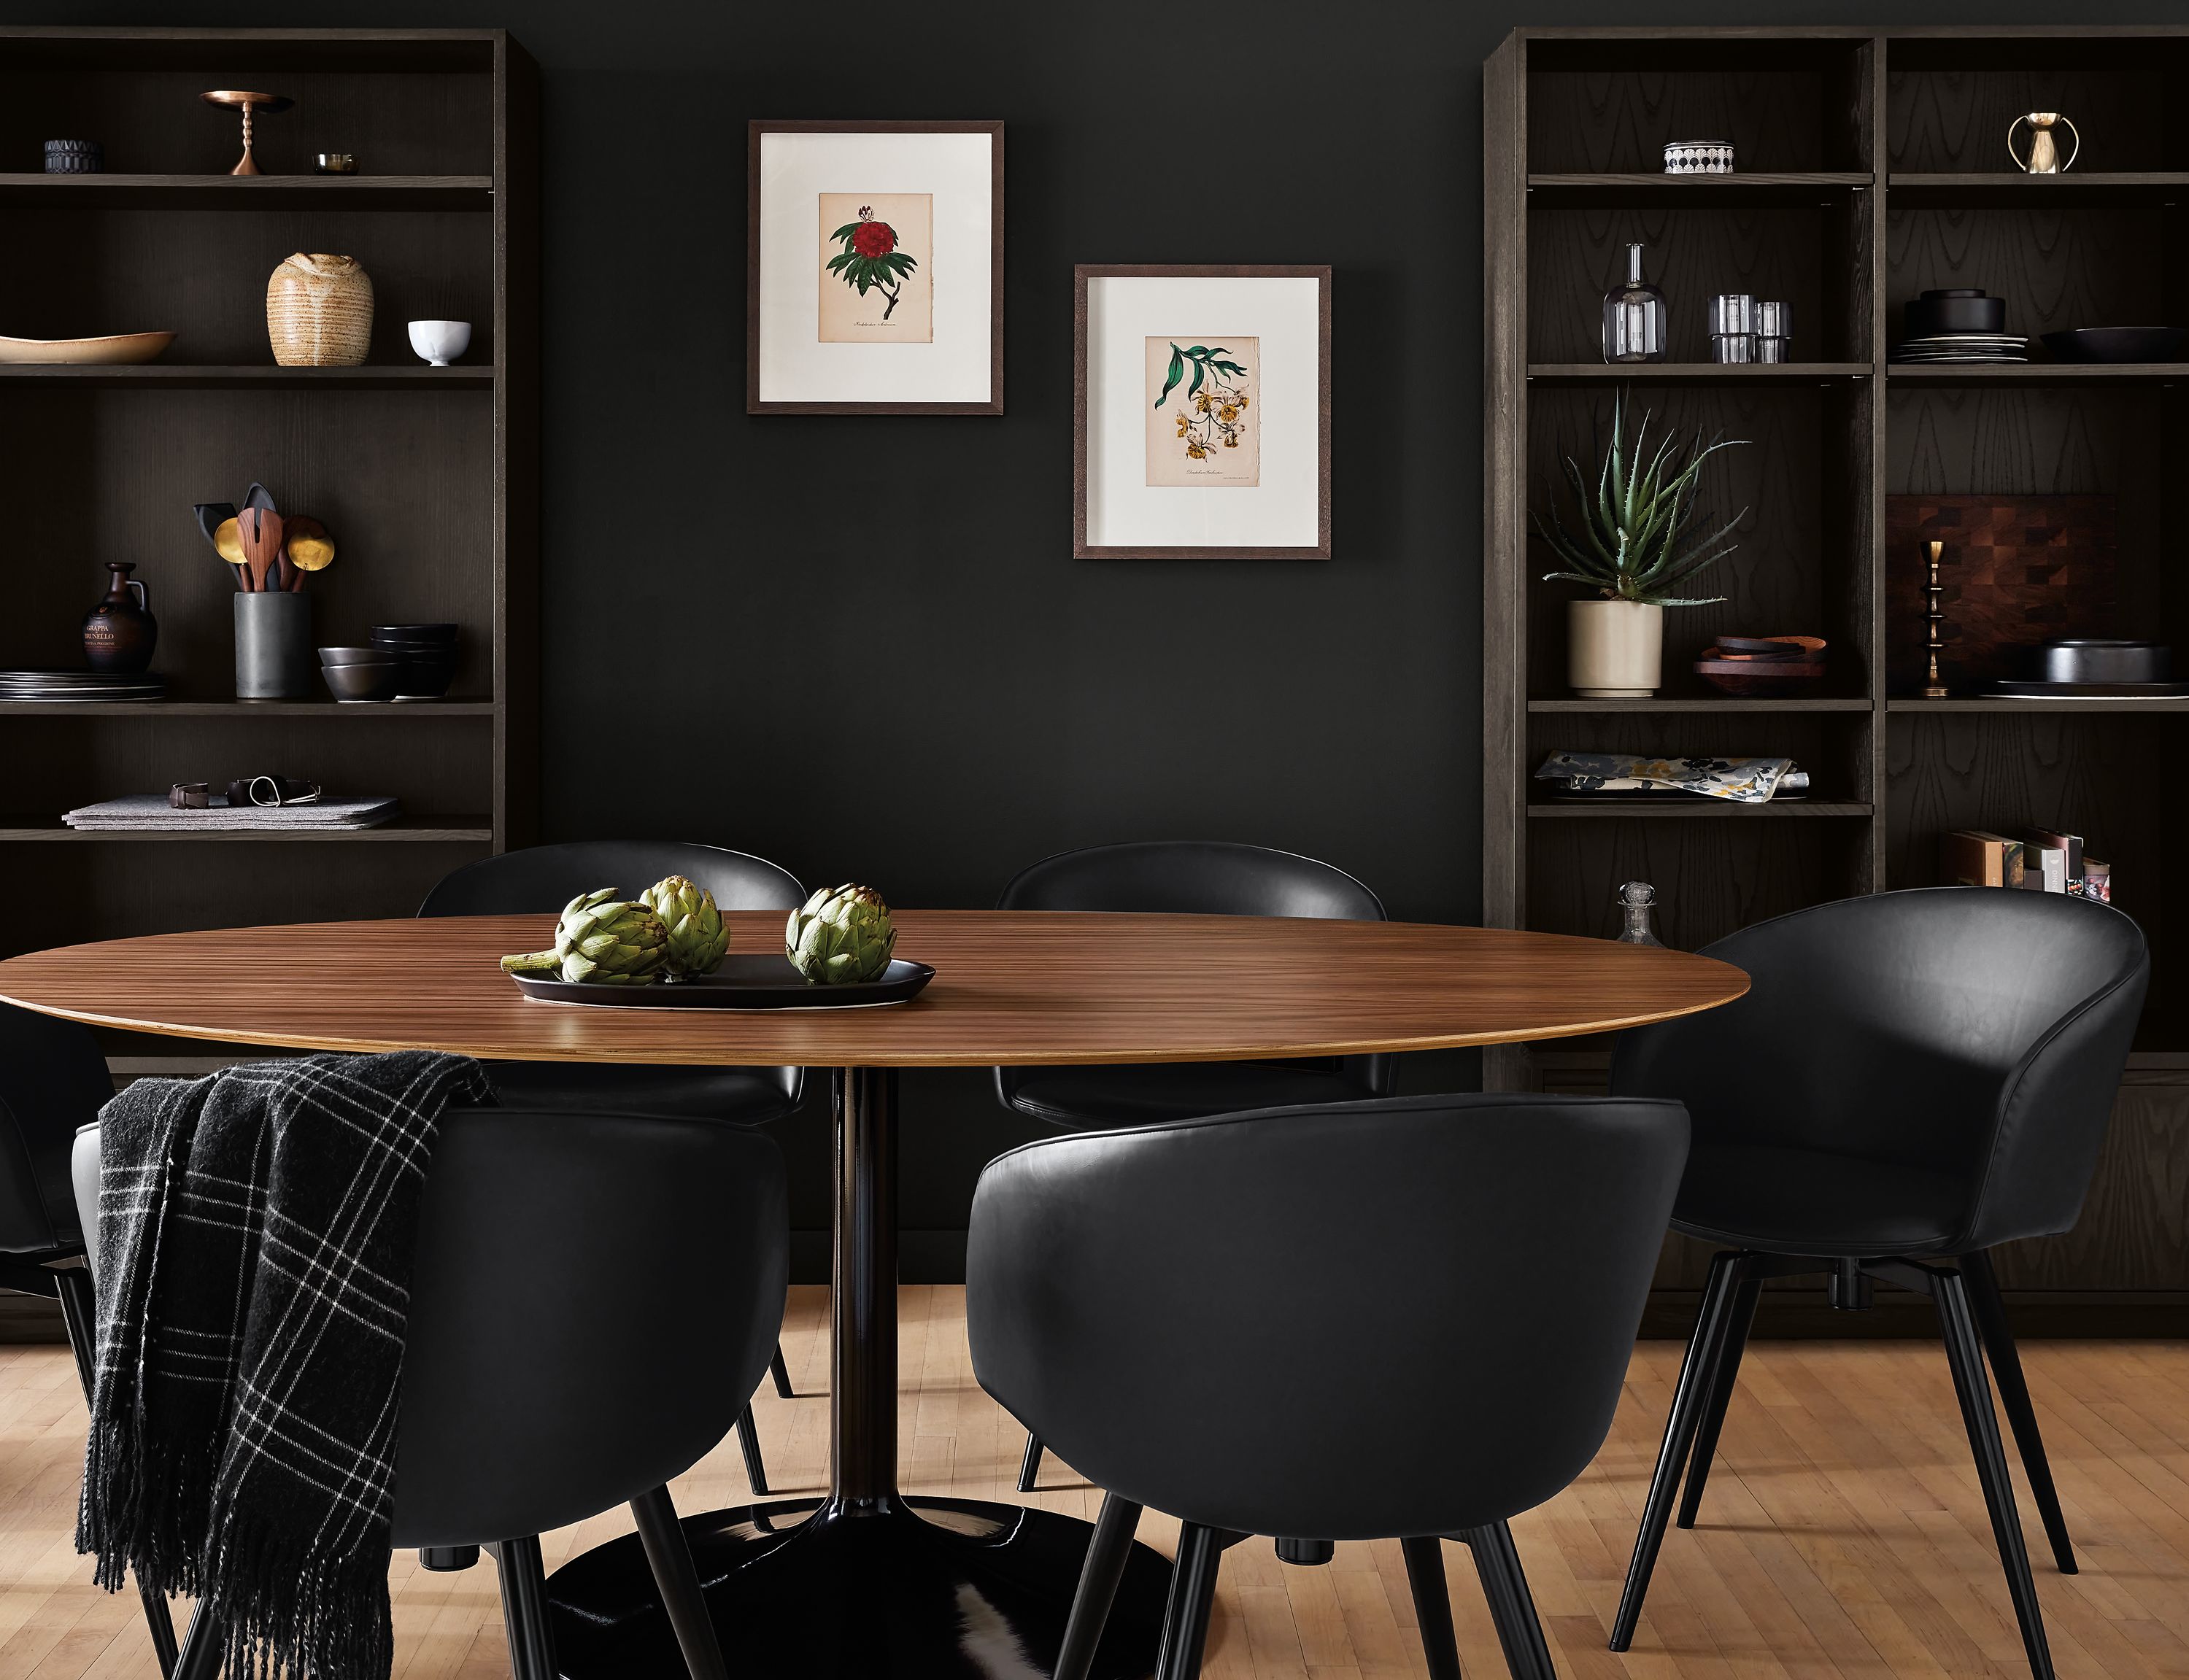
<box><xmin>1154</xmin><ymin>342</ymin><xmax>1251</xmax><ymax>467</ymax></box>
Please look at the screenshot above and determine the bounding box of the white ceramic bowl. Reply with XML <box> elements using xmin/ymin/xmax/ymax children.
<box><xmin>407</xmin><ymin>319</ymin><xmax>472</xmax><ymax>367</ymax></box>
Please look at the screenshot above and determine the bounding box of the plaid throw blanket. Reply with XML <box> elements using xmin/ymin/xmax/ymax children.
<box><xmin>78</xmin><ymin>1052</ymin><xmax>493</xmax><ymax>1680</ymax></box>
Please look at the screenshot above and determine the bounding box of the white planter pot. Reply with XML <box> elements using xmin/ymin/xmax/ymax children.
<box><xmin>1567</xmin><ymin>599</ymin><xmax>1664</xmax><ymax>697</ymax></box>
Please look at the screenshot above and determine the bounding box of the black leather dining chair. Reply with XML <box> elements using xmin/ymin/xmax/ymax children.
<box><xmin>968</xmin><ymin>1092</ymin><xmax>1690</xmax><ymax>1680</ymax></box>
<box><xmin>991</xmin><ymin>840</ymin><xmax>1396</xmax><ymax>1490</ymax></box>
<box><xmin>0</xmin><ymin>1002</ymin><xmax>182</xmax><ymax>1672</ymax></box>
<box><xmin>1607</xmin><ymin>887</ymin><xmax>2148</xmax><ymax>1680</ymax></box>
<box><xmin>419</xmin><ymin>840</ymin><xmax>803</xmax><ymax>1492</ymax></box>
<box><xmin>75</xmin><ymin>1103</ymin><xmax>787</xmax><ymax>1680</ymax></box>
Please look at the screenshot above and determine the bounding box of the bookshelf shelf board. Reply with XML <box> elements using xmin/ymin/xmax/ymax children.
<box><xmin>0</xmin><ymin>173</ymin><xmax>493</xmax><ymax>210</ymax></box>
<box><xmin>1528</xmin><ymin>697</ymin><xmax>1874</xmax><ymax>713</ymax></box>
<box><xmin>0</xmin><ymin>701</ymin><xmax>495</xmax><ymax>718</ymax></box>
<box><xmin>1885</xmin><ymin>363</ymin><xmax>2189</xmax><ymax>385</ymax></box>
<box><xmin>1888</xmin><ymin>172</ymin><xmax>2189</xmax><ymax>207</ymax></box>
<box><xmin>0</xmin><ymin>818</ymin><xmax>494</xmax><ymax>843</ymax></box>
<box><xmin>1528</xmin><ymin>363</ymin><xmax>1871</xmax><ymax>385</ymax></box>
<box><xmin>1886</xmin><ymin>697</ymin><xmax>2189</xmax><ymax>714</ymax></box>
<box><xmin>0</xmin><ymin>365</ymin><xmax>493</xmax><ymax>390</ymax></box>
<box><xmin>1525</xmin><ymin>801</ymin><xmax>1874</xmax><ymax>819</ymax></box>
<box><xmin>1526</xmin><ymin>172</ymin><xmax>1871</xmax><ymax>208</ymax></box>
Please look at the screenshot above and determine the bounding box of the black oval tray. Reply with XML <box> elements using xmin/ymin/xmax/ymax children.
<box><xmin>509</xmin><ymin>953</ymin><xmax>934</xmax><ymax>1009</ymax></box>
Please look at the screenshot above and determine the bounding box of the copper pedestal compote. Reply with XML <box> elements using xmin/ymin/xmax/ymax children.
<box><xmin>200</xmin><ymin>90</ymin><xmax>293</xmax><ymax>175</ymax></box>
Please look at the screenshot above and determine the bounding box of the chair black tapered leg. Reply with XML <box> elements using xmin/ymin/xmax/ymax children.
<box><xmin>1963</xmin><ymin>1249</ymin><xmax>2076</xmax><ymax>1574</ymax></box>
<box><xmin>630</xmin><ymin>1484</ymin><xmax>730</xmax><ymax>1680</ymax></box>
<box><xmin>54</xmin><ymin>1266</ymin><xmax>180</xmax><ymax>1678</ymax></box>
<box><xmin>770</xmin><ymin>1341</ymin><xmax>795</xmax><ymax>1398</ymax></box>
<box><xmin>1610</xmin><ymin>1249</ymin><xmax>1746</xmax><ymax>1652</ymax></box>
<box><xmin>1937</xmin><ymin>1267</ymin><xmax>2056</xmax><ymax>1680</ymax></box>
<box><xmin>1154</xmin><ymin>1522</ymin><xmax>1227</xmax><ymax>1680</ymax></box>
<box><xmin>1400</xmin><ymin>1537</ymin><xmax>1464</xmax><ymax>1680</ymax></box>
<box><xmin>1678</xmin><ymin>1269</ymin><xmax>1761</xmax><ymax>1530</ymax></box>
<box><xmin>1017</xmin><ymin>1431</ymin><xmax>1047</xmax><ymax>1493</ymax></box>
<box><xmin>1055</xmin><ymin>1490</ymin><xmax>1145</xmax><ymax>1680</ymax></box>
<box><xmin>1467</xmin><ymin>1521</ymin><xmax>1559</xmax><ymax>1680</ymax></box>
<box><xmin>493</xmin><ymin>1536</ymin><xmax>560</xmax><ymax>1680</ymax></box>
<box><xmin>733</xmin><ymin>1402</ymin><xmax>771</xmax><ymax>1496</ymax></box>
<box><xmin>170</xmin><ymin>1603</ymin><xmax>222</xmax><ymax>1680</ymax></box>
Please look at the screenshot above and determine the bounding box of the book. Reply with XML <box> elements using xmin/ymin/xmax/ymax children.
<box><xmin>1942</xmin><ymin>829</ymin><xmax>2025</xmax><ymax>889</ymax></box>
<box><xmin>2024</xmin><ymin>845</ymin><xmax>2069</xmax><ymax>894</ymax></box>
<box><xmin>2073</xmin><ymin>859</ymin><xmax>2112</xmax><ymax>903</ymax></box>
<box><xmin>2023</xmin><ymin>827</ymin><xmax>2084</xmax><ymax>883</ymax></box>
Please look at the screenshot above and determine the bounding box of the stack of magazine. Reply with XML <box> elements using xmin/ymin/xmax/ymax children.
<box><xmin>1943</xmin><ymin>827</ymin><xmax>2110</xmax><ymax>902</ymax></box>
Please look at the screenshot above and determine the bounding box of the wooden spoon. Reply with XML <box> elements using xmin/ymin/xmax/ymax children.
<box><xmin>237</xmin><ymin>505</ymin><xmax>284</xmax><ymax>594</ymax></box>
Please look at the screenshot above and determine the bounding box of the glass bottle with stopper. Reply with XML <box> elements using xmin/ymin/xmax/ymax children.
<box><xmin>1602</xmin><ymin>242</ymin><xmax>1668</xmax><ymax>364</ymax></box>
<box><xmin>1615</xmin><ymin>881</ymin><xmax>1666</xmax><ymax>947</ymax></box>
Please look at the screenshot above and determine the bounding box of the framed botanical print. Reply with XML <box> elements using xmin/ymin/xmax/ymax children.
<box><xmin>1073</xmin><ymin>264</ymin><xmax>1331</xmax><ymax>560</ymax></box>
<box><xmin>747</xmin><ymin>120</ymin><xmax>1004</xmax><ymax>414</ymax></box>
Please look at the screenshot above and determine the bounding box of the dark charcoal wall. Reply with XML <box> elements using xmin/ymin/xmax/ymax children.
<box><xmin>18</xmin><ymin>0</ymin><xmax>2169</xmax><ymax>1274</ymax></box>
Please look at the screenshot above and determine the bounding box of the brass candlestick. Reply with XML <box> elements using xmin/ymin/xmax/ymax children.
<box><xmin>1921</xmin><ymin>539</ymin><xmax>1950</xmax><ymax>699</ymax></box>
<box><xmin>200</xmin><ymin>90</ymin><xmax>294</xmax><ymax>176</ymax></box>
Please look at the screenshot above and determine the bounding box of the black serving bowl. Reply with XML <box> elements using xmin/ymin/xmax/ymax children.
<box><xmin>2040</xmin><ymin>327</ymin><xmax>2187</xmax><ymax>363</ymax></box>
<box><xmin>322</xmin><ymin>660</ymin><xmax>403</xmax><ymax>702</ymax></box>
<box><xmin>393</xmin><ymin>664</ymin><xmax>456</xmax><ymax>700</ymax></box>
<box><xmin>1905</xmin><ymin>288</ymin><xmax>2006</xmax><ymax>338</ymax></box>
<box><xmin>318</xmin><ymin>645</ymin><xmax>389</xmax><ymax>667</ymax></box>
<box><xmin>371</xmin><ymin>622</ymin><xmax>458</xmax><ymax>644</ymax></box>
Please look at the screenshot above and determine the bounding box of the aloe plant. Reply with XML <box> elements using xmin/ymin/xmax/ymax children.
<box><xmin>1536</xmin><ymin>388</ymin><xmax>1750</xmax><ymax>606</ymax></box>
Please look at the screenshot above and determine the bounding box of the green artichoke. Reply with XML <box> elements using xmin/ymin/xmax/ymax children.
<box><xmin>500</xmin><ymin>887</ymin><xmax>669</xmax><ymax>985</ymax></box>
<box><xmin>642</xmin><ymin>873</ymin><xmax>729</xmax><ymax>980</ymax></box>
<box><xmin>785</xmin><ymin>883</ymin><xmax>897</xmax><ymax>984</ymax></box>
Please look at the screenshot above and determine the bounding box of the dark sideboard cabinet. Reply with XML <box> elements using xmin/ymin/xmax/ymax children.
<box><xmin>1483</xmin><ymin>26</ymin><xmax>2188</xmax><ymax>1333</ymax></box>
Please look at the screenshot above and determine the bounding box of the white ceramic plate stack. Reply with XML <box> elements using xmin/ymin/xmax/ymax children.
<box><xmin>0</xmin><ymin>669</ymin><xmax>165</xmax><ymax>702</ymax></box>
<box><xmin>1892</xmin><ymin>333</ymin><xmax>2029</xmax><ymax>364</ymax></box>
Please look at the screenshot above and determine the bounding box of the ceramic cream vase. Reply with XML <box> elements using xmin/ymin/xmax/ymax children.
<box><xmin>1568</xmin><ymin>599</ymin><xmax>1663</xmax><ymax>697</ymax></box>
<box><xmin>266</xmin><ymin>252</ymin><xmax>374</xmax><ymax>367</ymax></box>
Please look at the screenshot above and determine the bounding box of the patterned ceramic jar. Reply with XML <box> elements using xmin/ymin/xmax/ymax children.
<box><xmin>266</xmin><ymin>252</ymin><xmax>374</xmax><ymax>366</ymax></box>
<box><xmin>1663</xmin><ymin>140</ymin><xmax>1735</xmax><ymax>174</ymax></box>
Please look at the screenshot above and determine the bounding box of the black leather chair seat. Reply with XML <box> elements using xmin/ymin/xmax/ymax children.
<box><xmin>1006</xmin><ymin>1061</ymin><xmax>1365</xmax><ymax>1132</ymax></box>
<box><xmin>483</xmin><ymin>1061</ymin><xmax>795</xmax><ymax>1126</ymax></box>
<box><xmin>1671</xmin><ymin>1143</ymin><xmax>1972</xmax><ymax>1258</ymax></box>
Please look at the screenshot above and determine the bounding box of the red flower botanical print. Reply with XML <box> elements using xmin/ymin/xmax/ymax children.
<box><xmin>827</xmin><ymin>205</ymin><xmax>918</xmax><ymax>321</ymax></box>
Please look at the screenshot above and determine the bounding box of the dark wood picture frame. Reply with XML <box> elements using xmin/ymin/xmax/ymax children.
<box><xmin>746</xmin><ymin>118</ymin><xmax>1004</xmax><ymax>416</ymax></box>
<box><xmin>1073</xmin><ymin>263</ymin><xmax>1332</xmax><ymax>561</ymax></box>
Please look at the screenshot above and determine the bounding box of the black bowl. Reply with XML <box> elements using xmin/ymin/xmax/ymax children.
<box><xmin>318</xmin><ymin>646</ymin><xmax>388</xmax><ymax>666</ymax></box>
<box><xmin>2040</xmin><ymin>327</ymin><xmax>2188</xmax><ymax>363</ymax></box>
<box><xmin>371</xmin><ymin>622</ymin><xmax>458</xmax><ymax>643</ymax></box>
<box><xmin>1905</xmin><ymin>288</ymin><xmax>2005</xmax><ymax>338</ymax></box>
<box><xmin>322</xmin><ymin>661</ymin><xmax>403</xmax><ymax>702</ymax></box>
<box><xmin>393</xmin><ymin>663</ymin><xmax>456</xmax><ymax>700</ymax></box>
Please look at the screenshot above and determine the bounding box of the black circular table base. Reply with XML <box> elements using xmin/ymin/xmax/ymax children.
<box><xmin>545</xmin><ymin>1495</ymin><xmax>1174</xmax><ymax>1679</ymax></box>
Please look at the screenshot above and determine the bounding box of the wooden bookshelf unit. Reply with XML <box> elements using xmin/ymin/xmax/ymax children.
<box><xmin>1484</xmin><ymin>26</ymin><xmax>2188</xmax><ymax>1331</ymax></box>
<box><xmin>0</xmin><ymin>28</ymin><xmax>538</xmax><ymax>973</ymax></box>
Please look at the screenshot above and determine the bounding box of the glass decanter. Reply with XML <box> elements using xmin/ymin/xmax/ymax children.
<box><xmin>1602</xmin><ymin>242</ymin><xmax>1668</xmax><ymax>363</ymax></box>
<box><xmin>1615</xmin><ymin>881</ymin><xmax>1666</xmax><ymax>947</ymax></box>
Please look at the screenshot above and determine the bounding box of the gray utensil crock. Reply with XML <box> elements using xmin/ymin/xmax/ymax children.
<box><xmin>235</xmin><ymin>591</ymin><xmax>313</xmax><ymax>699</ymax></box>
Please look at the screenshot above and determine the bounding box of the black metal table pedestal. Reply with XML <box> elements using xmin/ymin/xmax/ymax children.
<box><xmin>544</xmin><ymin>1069</ymin><xmax>1173</xmax><ymax>1678</ymax></box>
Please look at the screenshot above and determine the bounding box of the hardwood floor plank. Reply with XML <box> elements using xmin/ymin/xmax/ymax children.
<box><xmin>0</xmin><ymin>1290</ymin><xmax>2180</xmax><ymax>1680</ymax></box>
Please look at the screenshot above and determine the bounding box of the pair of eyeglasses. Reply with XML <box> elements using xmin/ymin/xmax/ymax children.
<box><xmin>169</xmin><ymin>777</ymin><xmax>323</xmax><ymax>809</ymax></box>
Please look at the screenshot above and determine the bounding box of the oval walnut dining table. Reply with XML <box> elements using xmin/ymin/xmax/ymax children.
<box><xmin>0</xmin><ymin>908</ymin><xmax>1747</xmax><ymax>1680</ymax></box>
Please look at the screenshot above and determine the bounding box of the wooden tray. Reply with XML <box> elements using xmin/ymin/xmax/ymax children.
<box><xmin>509</xmin><ymin>953</ymin><xmax>934</xmax><ymax>1009</ymax></box>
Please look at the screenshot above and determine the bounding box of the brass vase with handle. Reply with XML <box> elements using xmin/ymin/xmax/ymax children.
<box><xmin>2009</xmin><ymin>112</ymin><xmax>2079</xmax><ymax>174</ymax></box>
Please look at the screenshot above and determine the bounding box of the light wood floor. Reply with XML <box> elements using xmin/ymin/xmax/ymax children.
<box><xmin>1</xmin><ymin>1286</ymin><xmax>2183</xmax><ymax>1680</ymax></box>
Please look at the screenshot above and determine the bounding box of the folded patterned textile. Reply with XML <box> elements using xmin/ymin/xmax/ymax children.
<box><xmin>79</xmin><ymin>1052</ymin><xmax>493</xmax><ymax>1680</ymax></box>
<box><xmin>1534</xmin><ymin>752</ymin><xmax>1806</xmax><ymax>802</ymax></box>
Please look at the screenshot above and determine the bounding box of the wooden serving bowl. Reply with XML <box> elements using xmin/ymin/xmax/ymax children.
<box><xmin>1695</xmin><ymin>657</ymin><xmax>1826</xmax><ymax>695</ymax></box>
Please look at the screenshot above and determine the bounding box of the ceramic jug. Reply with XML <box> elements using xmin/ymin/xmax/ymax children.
<box><xmin>2010</xmin><ymin>112</ymin><xmax>2079</xmax><ymax>174</ymax></box>
<box><xmin>81</xmin><ymin>561</ymin><xmax>157</xmax><ymax>673</ymax></box>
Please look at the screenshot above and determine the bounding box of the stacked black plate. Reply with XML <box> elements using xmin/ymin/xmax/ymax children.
<box><xmin>0</xmin><ymin>669</ymin><xmax>164</xmax><ymax>702</ymax></box>
<box><xmin>369</xmin><ymin>624</ymin><xmax>458</xmax><ymax>700</ymax></box>
<box><xmin>1892</xmin><ymin>333</ymin><xmax>2029</xmax><ymax>364</ymax></box>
